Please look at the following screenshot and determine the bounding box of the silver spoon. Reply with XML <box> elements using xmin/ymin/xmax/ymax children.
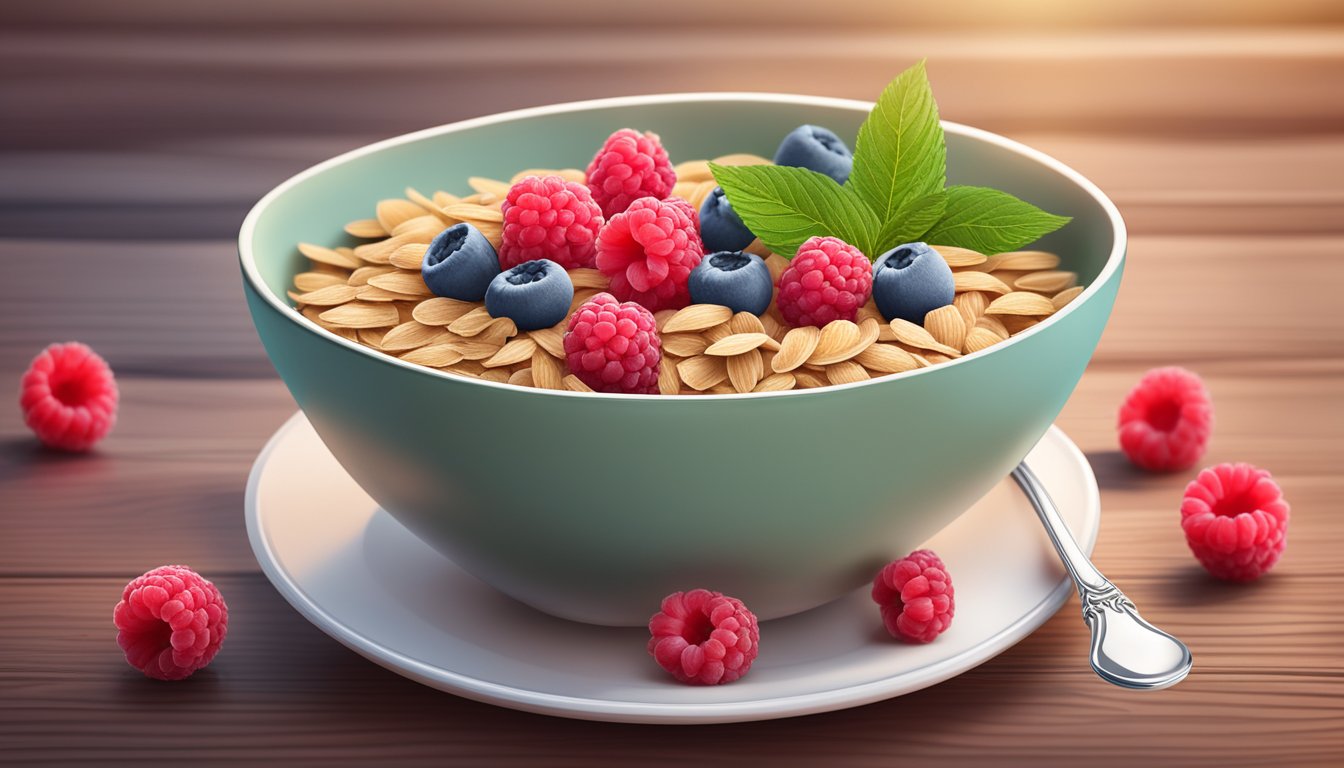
<box><xmin>1012</xmin><ymin>463</ymin><xmax>1192</xmax><ymax>690</ymax></box>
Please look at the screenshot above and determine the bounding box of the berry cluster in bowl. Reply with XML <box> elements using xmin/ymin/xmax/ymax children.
<box><xmin>287</xmin><ymin>63</ymin><xmax>1079</xmax><ymax>394</ymax></box>
<box><xmin>288</xmin><ymin>129</ymin><xmax>1080</xmax><ymax>394</ymax></box>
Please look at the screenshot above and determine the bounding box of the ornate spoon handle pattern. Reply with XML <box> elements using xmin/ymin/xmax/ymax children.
<box><xmin>1012</xmin><ymin>463</ymin><xmax>1193</xmax><ymax>690</ymax></box>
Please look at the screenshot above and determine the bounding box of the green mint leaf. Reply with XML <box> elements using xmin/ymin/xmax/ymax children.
<box><xmin>710</xmin><ymin>162</ymin><xmax>881</xmax><ymax>258</ymax></box>
<box><xmin>847</xmin><ymin>60</ymin><xmax>946</xmax><ymax>235</ymax></box>
<box><xmin>873</xmin><ymin>190</ymin><xmax>946</xmax><ymax>254</ymax></box>
<box><xmin>923</xmin><ymin>185</ymin><xmax>1072</xmax><ymax>255</ymax></box>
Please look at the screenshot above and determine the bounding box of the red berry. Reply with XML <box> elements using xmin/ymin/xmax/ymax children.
<box><xmin>661</xmin><ymin>195</ymin><xmax>700</xmax><ymax>232</ymax></box>
<box><xmin>113</xmin><ymin>565</ymin><xmax>228</xmax><ymax>680</ymax></box>
<box><xmin>1118</xmin><ymin>366</ymin><xmax>1213</xmax><ymax>472</ymax></box>
<box><xmin>585</xmin><ymin>128</ymin><xmax>677</xmax><ymax>217</ymax></box>
<box><xmin>563</xmin><ymin>292</ymin><xmax>662</xmax><ymax>394</ymax></box>
<box><xmin>776</xmin><ymin>236</ymin><xmax>872</xmax><ymax>328</ymax></box>
<box><xmin>1181</xmin><ymin>463</ymin><xmax>1289</xmax><ymax>581</ymax></box>
<box><xmin>499</xmin><ymin>175</ymin><xmax>604</xmax><ymax>270</ymax></box>
<box><xmin>595</xmin><ymin>196</ymin><xmax>703</xmax><ymax>312</ymax></box>
<box><xmin>19</xmin><ymin>342</ymin><xmax>118</xmax><ymax>452</ymax></box>
<box><xmin>647</xmin><ymin>589</ymin><xmax>760</xmax><ymax>685</ymax></box>
<box><xmin>871</xmin><ymin>549</ymin><xmax>955</xmax><ymax>643</ymax></box>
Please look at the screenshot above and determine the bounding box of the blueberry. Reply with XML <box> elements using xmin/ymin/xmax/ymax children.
<box><xmin>484</xmin><ymin>259</ymin><xmax>574</xmax><ymax>331</ymax></box>
<box><xmin>773</xmin><ymin>125</ymin><xmax>853</xmax><ymax>184</ymax></box>
<box><xmin>698</xmin><ymin>187</ymin><xmax>755</xmax><ymax>253</ymax></box>
<box><xmin>687</xmin><ymin>250</ymin><xmax>773</xmax><ymax>316</ymax></box>
<box><xmin>421</xmin><ymin>223</ymin><xmax>501</xmax><ymax>301</ymax></box>
<box><xmin>871</xmin><ymin>242</ymin><xmax>955</xmax><ymax>324</ymax></box>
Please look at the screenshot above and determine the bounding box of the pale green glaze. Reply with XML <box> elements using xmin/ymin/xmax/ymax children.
<box><xmin>241</xmin><ymin>95</ymin><xmax>1125</xmax><ymax>626</ymax></box>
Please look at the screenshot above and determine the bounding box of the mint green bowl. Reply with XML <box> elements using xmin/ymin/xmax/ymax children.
<box><xmin>240</xmin><ymin>94</ymin><xmax>1124</xmax><ymax>627</ymax></box>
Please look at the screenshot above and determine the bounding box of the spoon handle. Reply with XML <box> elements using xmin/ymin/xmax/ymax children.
<box><xmin>1011</xmin><ymin>462</ymin><xmax>1193</xmax><ymax>690</ymax></box>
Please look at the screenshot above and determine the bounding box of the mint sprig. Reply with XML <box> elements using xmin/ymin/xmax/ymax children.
<box><xmin>709</xmin><ymin>163</ymin><xmax>881</xmax><ymax>258</ymax></box>
<box><xmin>710</xmin><ymin>60</ymin><xmax>1071</xmax><ymax>258</ymax></box>
<box><xmin>847</xmin><ymin>59</ymin><xmax>946</xmax><ymax>246</ymax></box>
<box><xmin>874</xmin><ymin>191</ymin><xmax>946</xmax><ymax>251</ymax></box>
<box><xmin>923</xmin><ymin>186</ymin><xmax>1072</xmax><ymax>255</ymax></box>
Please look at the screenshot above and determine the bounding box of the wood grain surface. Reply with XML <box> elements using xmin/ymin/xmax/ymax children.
<box><xmin>2</xmin><ymin>5</ymin><xmax>1342</xmax><ymax>766</ymax></box>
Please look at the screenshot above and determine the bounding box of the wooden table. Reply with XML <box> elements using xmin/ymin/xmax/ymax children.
<box><xmin>3</xmin><ymin>6</ymin><xmax>1342</xmax><ymax>765</ymax></box>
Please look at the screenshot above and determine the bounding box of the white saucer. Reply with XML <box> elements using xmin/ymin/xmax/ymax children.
<box><xmin>246</xmin><ymin>413</ymin><xmax>1100</xmax><ymax>724</ymax></box>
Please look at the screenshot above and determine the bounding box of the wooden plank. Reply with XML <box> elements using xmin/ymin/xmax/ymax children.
<box><xmin>0</xmin><ymin>240</ymin><xmax>272</xmax><ymax>378</ymax></box>
<box><xmin>4</xmin><ymin>135</ymin><xmax>1342</xmax><ymax>238</ymax></box>
<box><xmin>1096</xmin><ymin>236</ymin><xmax>1344</xmax><ymax>363</ymax></box>
<box><xmin>8</xmin><ymin>1</ymin><xmax>1344</xmax><ymax>29</ymax></box>
<box><xmin>1057</xmin><ymin>366</ymin><xmax>1344</xmax><ymax>477</ymax></box>
<box><xmin>1</xmin><ymin>366</ymin><xmax>1338</xmax><ymax>580</ymax></box>
<box><xmin>2</xmin><ymin>31</ymin><xmax>1343</xmax><ymax>152</ymax></box>
<box><xmin>0</xmin><ymin>379</ymin><xmax>294</xmax><ymax>575</ymax></box>
<box><xmin>0</xmin><ymin>135</ymin><xmax>1331</xmax><ymax>208</ymax></box>
<box><xmin>1026</xmin><ymin>134</ymin><xmax>1344</xmax><ymax>235</ymax></box>
<box><xmin>4</xmin><ymin>234</ymin><xmax>1341</xmax><ymax>378</ymax></box>
<box><xmin>0</xmin><ymin>576</ymin><xmax>1339</xmax><ymax>766</ymax></box>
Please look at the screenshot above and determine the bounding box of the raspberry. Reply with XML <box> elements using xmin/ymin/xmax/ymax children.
<box><xmin>1118</xmin><ymin>366</ymin><xmax>1213</xmax><ymax>472</ymax></box>
<box><xmin>647</xmin><ymin>589</ymin><xmax>759</xmax><ymax>685</ymax></box>
<box><xmin>563</xmin><ymin>292</ymin><xmax>662</xmax><ymax>394</ymax></box>
<box><xmin>113</xmin><ymin>565</ymin><xmax>228</xmax><ymax>680</ymax></box>
<box><xmin>1181</xmin><ymin>463</ymin><xmax>1289</xmax><ymax>581</ymax></box>
<box><xmin>499</xmin><ymin>175</ymin><xmax>604</xmax><ymax>270</ymax></box>
<box><xmin>19</xmin><ymin>342</ymin><xmax>118</xmax><ymax>452</ymax></box>
<box><xmin>595</xmin><ymin>196</ymin><xmax>703</xmax><ymax>312</ymax></box>
<box><xmin>585</xmin><ymin>128</ymin><xmax>677</xmax><ymax>217</ymax></box>
<box><xmin>661</xmin><ymin>195</ymin><xmax>700</xmax><ymax>233</ymax></box>
<box><xmin>776</xmin><ymin>236</ymin><xmax>873</xmax><ymax>327</ymax></box>
<box><xmin>871</xmin><ymin>549</ymin><xmax>954</xmax><ymax>643</ymax></box>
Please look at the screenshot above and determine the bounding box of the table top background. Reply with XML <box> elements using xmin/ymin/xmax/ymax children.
<box><xmin>2</xmin><ymin>3</ymin><xmax>1342</xmax><ymax>765</ymax></box>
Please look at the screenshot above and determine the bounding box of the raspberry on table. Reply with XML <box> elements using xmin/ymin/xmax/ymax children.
<box><xmin>595</xmin><ymin>196</ymin><xmax>703</xmax><ymax>313</ymax></box>
<box><xmin>647</xmin><ymin>589</ymin><xmax>760</xmax><ymax>685</ymax></box>
<box><xmin>562</xmin><ymin>292</ymin><xmax>662</xmax><ymax>394</ymax></box>
<box><xmin>1117</xmin><ymin>366</ymin><xmax>1213</xmax><ymax>472</ymax></box>
<box><xmin>871</xmin><ymin>549</ymin><xmax>954</xmax><ymax>644</ymax></box>
<box><xmin>1181</xmin><ymin>463</ymin><xmax>1289</xmax><ymax>581</ymax></box>
<box><xmin>113</xmin><ymin>565</ymin><xmax>228</xmax><ymax>680</ymax></box>
<box><xmin>19</xmin><ymin>341</ymin><xmax>119</xmax><ymax>452</ymax></box>
<box><xmin>499</xmin><ymin>175</ymin><xmax>604</xmax><ymax>270</ymax></box>
<box><xmin>585</xmin><ymin>129</ymin><xmax>677</xmax><ymax>217</ymax></box>
<box><xmin>776</xmin><ymin>236</ymin><xmax>873</xmax><ymax>327</ymax></box>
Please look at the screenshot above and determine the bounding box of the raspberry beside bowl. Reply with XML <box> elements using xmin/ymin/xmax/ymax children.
<box><xmin>240</xmin><ymin>94</ymin><xmax>1124</xmax><ymax>626</ymax></box>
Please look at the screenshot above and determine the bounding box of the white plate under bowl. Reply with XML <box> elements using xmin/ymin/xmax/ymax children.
<box><xmin>246</xmin><ymin>413</ymin><xmax>1099</xmax><ymax>724</ymax></box>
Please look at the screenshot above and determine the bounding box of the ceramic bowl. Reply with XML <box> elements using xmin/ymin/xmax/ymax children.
<box><xmin>240</xmin><ymin>94</ymin><xmax>1124</xmax><ymax>626</ymax></box>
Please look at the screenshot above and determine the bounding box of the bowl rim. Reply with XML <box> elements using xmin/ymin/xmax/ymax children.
<box><xmin>239</xmin><ymin>92</ymin><xmax>1126</xmax><ymax>401</ymax></box>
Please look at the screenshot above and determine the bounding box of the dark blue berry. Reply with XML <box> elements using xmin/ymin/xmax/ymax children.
<box><xmin>420</xmin><ymin>223</ymin><xmax>501</xmax><ymax>301</ymax></box>
<box><xmin>773</xmin><ymin>125</ymin><xmax>853</xmax><ymax>184</ymax></box>
<box><xmin>698</xmin><ymin>187</ymin><xmax>755</xmax><ymax>253</ymax></box>
<box><xmin>687</xmin><ymin>250</ymin><xmax>773</xmax><ymax>316</ymax></box>
<box><xmin>871</xmin><ymin>242</ymin><xmax>955</xmax><ymax>324</ymax></box>
<box><xmin>484</xmin><ymin>259</ymin><xmax>574</xmax><ymax>331</ymax></box>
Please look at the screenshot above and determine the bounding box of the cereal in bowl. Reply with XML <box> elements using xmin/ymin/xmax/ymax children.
<box><xmin>287</xmin><ymin>61</ymin><xmax>1079</xmax><ymax>395</ymax></box>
